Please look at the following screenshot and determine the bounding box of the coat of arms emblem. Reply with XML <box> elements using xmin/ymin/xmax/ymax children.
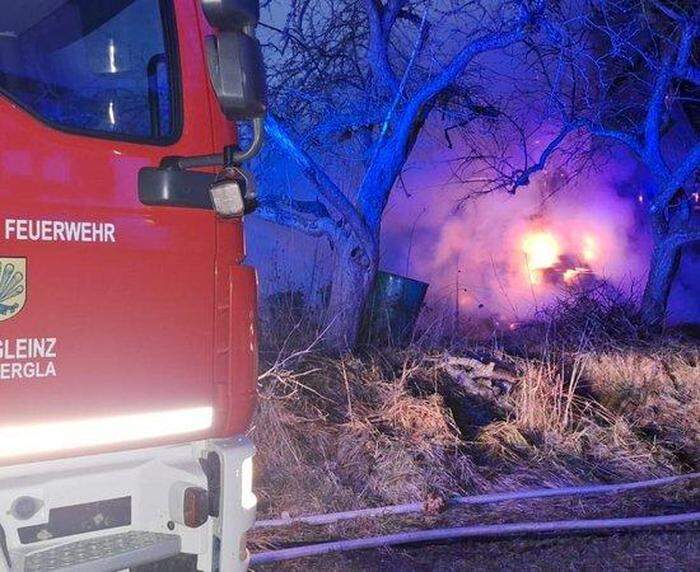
<box><xmin>0</xmin><ymin>258</ymin><xmax>27</xmax><ymax>322</ymax></box>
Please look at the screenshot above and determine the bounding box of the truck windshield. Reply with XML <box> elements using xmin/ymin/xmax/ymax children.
<box><xmin>0</xmin><ymin>0</ymin><xmax>179</xmax><ymax>142</ymax></box>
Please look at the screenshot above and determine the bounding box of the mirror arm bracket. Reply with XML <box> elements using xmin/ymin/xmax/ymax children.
<box><xmin>160</xmin><ymin>117</ymin><xmax>264</xmax><ymax>170</ymax></box>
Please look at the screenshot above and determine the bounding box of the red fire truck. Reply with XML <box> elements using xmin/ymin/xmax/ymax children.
<box><xmin>0</xmin><ymin>1</ymin><xmax>265</xmax><ymax>570</ymax></box>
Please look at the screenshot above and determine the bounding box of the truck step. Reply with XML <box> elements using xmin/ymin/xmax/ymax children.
<box><xmin>16</xmin><ymin>531</ymin><xmax>181</xmax><ymax>572</ymax></box>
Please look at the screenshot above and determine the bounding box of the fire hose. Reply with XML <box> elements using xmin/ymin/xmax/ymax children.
<box><xmin>250</xmin><ymin>512</ymin><xmax>700</xmax><ymax>565</ymax></box>
<box><xmin>255</xmin><ymin>472</ymin><xmax>699</xmax><ymax>529</ymax></box>
<box><xmin>250</xmin><ymin>472</ymin><xmax>700</xmax><ymax>565</ymax></box>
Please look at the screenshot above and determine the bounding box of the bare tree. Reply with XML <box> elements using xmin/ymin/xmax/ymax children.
<box><xmin>506</xmin><ymin>0</ymin><xmax>700</xmax><ymax>327</ymax></box>
<box><xmin>256</xmin><ymin>0</ymin><xmax>548</xmax><ymax>349</ymax></box>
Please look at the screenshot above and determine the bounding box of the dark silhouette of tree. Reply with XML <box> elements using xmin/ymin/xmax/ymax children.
<box><xmin>507</xmin><ymin>0</ymin><xmax>700</xmax><ymax>327</ymax></box>
<box><xmin>257</xmin><ymin>0</ymin><xmax>548</xmax><ymax>349</ymax></box>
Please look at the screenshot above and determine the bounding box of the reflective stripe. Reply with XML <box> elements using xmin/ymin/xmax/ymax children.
<box><xmin>0</xmin><ymin>406</ymin><xmax>213</xmax><ymax>460</ymax></box>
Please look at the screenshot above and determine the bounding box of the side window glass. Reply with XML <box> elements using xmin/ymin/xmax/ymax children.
<box><xmin>0</xmin><ymin>0</ymin><xmax>180</xmax><ymax>142</ymax></box>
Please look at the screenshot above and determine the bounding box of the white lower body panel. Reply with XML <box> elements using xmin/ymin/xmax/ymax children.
<box><xmin>0</xmin><ymin>437</ymin><xmax>256</xmax><ymax>572</ymax></box>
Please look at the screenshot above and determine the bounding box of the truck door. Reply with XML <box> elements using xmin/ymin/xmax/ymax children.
<box><xmin>0</xmin><ymin>0</ymin><xmax>223</xmax><ymax>463</ymax></box>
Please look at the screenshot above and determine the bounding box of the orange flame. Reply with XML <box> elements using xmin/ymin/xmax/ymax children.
<box><xmin>582</xmin><ymin>235</ymin><xmax>597</xmax><ymax>262</ymax></box>
<box><xmin>563</xmin><ymin>267</ymin><xmax>591</xmax><ymax>284</ymax></box>
<box><xmin>522</xmin><ymin>232</ymin><xmax>560</xmax><ymax>283</ymax></box>
<box><xmin>521</xmin><ymin>230</ymin><xmax>597</xmax><ymax>286</ymax></box>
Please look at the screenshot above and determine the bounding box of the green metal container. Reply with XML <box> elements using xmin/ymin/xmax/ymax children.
<box><xmin>362</xmin><ymin>271</ymin><xmax>429</xmax><ymax>346</ymax></box>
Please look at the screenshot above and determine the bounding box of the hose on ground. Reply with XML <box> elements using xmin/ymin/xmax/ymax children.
<box><xmin>254</xmin><ymin>472</ymin><xmax>699</xmax><ymax>529</ymax></box>
<box><xmin>250</xmin><ymin>511</ymin><xmax>700</xmax><ymax>565</ymax></box>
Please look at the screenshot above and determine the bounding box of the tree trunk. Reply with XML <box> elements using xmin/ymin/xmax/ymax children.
<box><xmin>324</xmin><ymin>240</ymin><xmax>378</xmax><ymax>351</ymax></box>
<box><xmin>640</xmin><ymin>237</ymin><xmax>682</xmax><ymax>328</ymax></box>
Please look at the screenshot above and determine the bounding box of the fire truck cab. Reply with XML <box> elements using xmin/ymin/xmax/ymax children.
<box><xmin>0</xmin><ymin>1</ymin><xmax>265</xmax><ymax>570</ymax></box>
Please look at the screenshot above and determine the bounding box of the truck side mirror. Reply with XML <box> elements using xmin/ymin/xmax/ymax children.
<box><xmin>205</xmin><ymin>31</ymin><xmax>265</xmax><ymax>121</ymax></box>
<box><xmin>201</xmin><ymin>0</ymin><xmax>266</xmax><ymax>121</ymax></box>
<box><xmin>201</xmin><ymin>0</ymin><xmax>259</xmax><ymax>29</ymax></box>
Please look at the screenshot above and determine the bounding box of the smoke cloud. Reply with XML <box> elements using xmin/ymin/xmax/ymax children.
<box><xmin>380</xmin><ymin>149</ymin><xmax>653</xmax><ymax>323</ymax></box>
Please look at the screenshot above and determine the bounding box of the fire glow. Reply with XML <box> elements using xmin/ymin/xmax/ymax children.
<box><xmin>382</xmin><ymin>152</ymin><xmax>652</xmax><ymax>321</ymax></box>
<box><xmin>522</xmin><ymin>231</ymin><xmax>596</xmax><ymax>287</ymax></box>
<box><xmin>522</xmin><ymin>232</ymin><xmax>560</xmax><ymax>283</ymax></box>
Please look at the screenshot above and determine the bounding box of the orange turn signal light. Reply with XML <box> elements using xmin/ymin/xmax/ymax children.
<box><xmin>183</xmin><ymin>486</ymin><xmax>209</xmax><ymax>529</ymax></box>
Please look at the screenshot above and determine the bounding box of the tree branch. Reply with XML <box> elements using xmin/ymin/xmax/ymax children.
<box><xmin>664</xmin><ymin>227</ymin><xmax>700</xmax><ymax>249</ymax></box>
<box><xmin>377</xmin><ymin>7</ymin><xmax>429</xmax><ymax>140</ymax></box>
<box><xmin>308</xmin><ymin>107</ymin><xmax>387</xmax><ymax>141</ymax></box>
<box><xmin>654</xmin><ymin>141</ymin><xmax>700</xmax><ymax>213</ymax></box>
<box><xmin>643</xmin><ymin>55</ymin><xmax>673</xmax><ymax>177</ymax></box>
<box><xmin>382</xmin><ymin>0</ymin><xmax>407</xmax><ymax>32</ymax></box>
<box><xmin>397</xmin><ymin>3</ymin><xmax>544</xmax><ymax>146</ymax></box>
<box><xmin>676</xmin><ymin>22</ymin><xmax>700</xmax><ymax>85</ymax></box>
<box><xmin>588</xmin><ymin>124</ymin><xmax>645</xmax><ymax>158</ymax></box>
<box><xmin>364</xmin><ymin>0</ymin><xmax>400</xmax><ymax>92</ymax></box>
<box><xmin>510</xmin><ymin>120</ymin><xmax>586</xmax><ymax>192</ymax></box>
<box><xmin>675</xmin><ymin>21</ymin><xmax>696</xmax><ymax>75</ymax></box>
<box><xmin>264</xmin><ymin>115</ymin><xmax>376</xmax><ymax>260</ymax></box>
<box><xmin>682</xmin><ymin>65</ymin><xmax>700</xmax><ymax>85</ymax></box>
<box><xmin>410</xmin><ymin>28</ymin><xmax>528</xmax><ymax>116</ymax></box>
<box><xmin>256</xmin><ymin>200</ymin><xmax>340</xmax><ymax>241</ymax></box>
<box><xmin>357</xmin><ymin>3</ymin><xmax>544</xmax><ymax>230</ymax></box>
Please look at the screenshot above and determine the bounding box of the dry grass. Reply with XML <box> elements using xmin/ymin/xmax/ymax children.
<box><xmin>251</xmin><ymin>346</ymin><xmax>697</xmax><ymax>514</ymax></box>
<box><xmin>582</xmin><ymin>345</ymin><xmax>700</xmax><ymax>470</ymax></box>
<box><xmin>253</xmin><ymin>352</ymin><xmax>474</xmax><ymax>517</ymax></box>
<box><xmin>249</xmin><ymin>293</ymin><xmax>699</xmax><ymax>556</ymax></box>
